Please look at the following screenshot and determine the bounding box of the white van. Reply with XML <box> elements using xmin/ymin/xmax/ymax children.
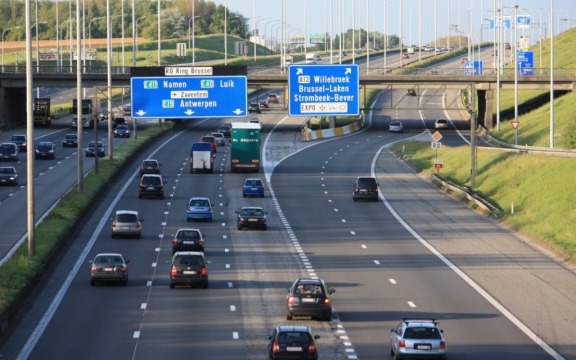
<box><xmin>305</xmin><ymin>53</ymin><xmax>316</xmax><ymax>64</ymax></box>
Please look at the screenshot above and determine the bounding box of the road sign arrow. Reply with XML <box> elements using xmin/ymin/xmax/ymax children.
<box><xmin>233</xmin><ymin>109</ymin><xmax>244</xmax><ymax>115</ymax></box>
<box><xmin>184</xmin><ymin>110</ymin><xmax>195</xmax><ymax>116</ymax></box>
<box><xmin>296</xmin><ymin>68</ymin><xmax>303</xmax><ymax>75</ymax></box>
<box><xmin>136</xmin><ymin>110</ymin><xmax>146</xmax><ymax>116</ymax></box>
<box><xmin>345</xmin><ymin>68</ymin><xmax>351</xmax><ymax>75</ymax></box>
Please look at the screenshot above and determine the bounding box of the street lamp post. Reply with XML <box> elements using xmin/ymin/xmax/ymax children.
<box><xmin>2</xmin><ymin>27</ymin><xmax>20</xmax><ymax>72</ymax></box>
<box><xmin>61</xmin><ymin>18</ymin><xmax>76</xmax><ymax>73</ymax></box>
<box><xmin>264</xmin><ymin>20</ymin><xmax>278</xmax><ymax>55</ymax></box>
<box><xmin>488</xmin><ymin>8</ymin><xmax>501</xmax><ymax>131</ymax></box>
<box><xmin>254</xmin><ymin>17</ymin><xmax>271</xmax><ymax>61</ymax></box>
<box><xmin>504</xmin><ymin>4</ymin><xmax>519</xmax><ymax>145</ymax></box>
<box><xmin>32</xmin><ymin>21</ymin><xmax>47</xmax><ymax>74</ymax></box>
<box><xmin>136</xmin><ymin>16</ymin><xmax>146</xmax><ymax>54</ymax></box>
<box><xmin>88</xmin><ymin>17</ymin><xmax>105</xmax><ymax>49</ymax></box>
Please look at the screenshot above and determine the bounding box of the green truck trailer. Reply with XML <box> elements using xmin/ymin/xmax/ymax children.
<box><xmin>230</xmin><ymin>122</ymin><xmax>261</xmax><ymax>172</ymax></box>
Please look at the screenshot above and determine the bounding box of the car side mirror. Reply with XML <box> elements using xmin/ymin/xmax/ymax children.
<box><xmin>88</xmin><ymin>260</ymin><xmax>93</xmax><ymax>264</ymax></box>
<box><xmin>389</xmin><ymin>328</ymin><xmax>395</xmax><ymax>333</ymax></box>
<box><xmin>265</xmin><ymin>335</ymin><xmax>272</xmax><ymax>340</ymax></box>
<box><xmin>206</xmin><ymin>260</ymin><xmax>211</xmax><ymax>264</ymax></box>
<box><xmin>329</xmin><ymin>288</ymin><xmax>336</xmax><ymax>294</ymax></box>
<box><xmin>235</xmin><ymin>211</ymin><xmax>240</xmax><ymax>214</ymax></box>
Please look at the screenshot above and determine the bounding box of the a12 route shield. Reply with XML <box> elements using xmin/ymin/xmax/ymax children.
<box><xmin>288</xmin><ymin>64</ymin><xmax>360</xmax><ymax>116</ymax></box>
<box><xmin>130</xmin><ymin>76</ymin><xmax>248</xmax><ymax>119</ymax></box>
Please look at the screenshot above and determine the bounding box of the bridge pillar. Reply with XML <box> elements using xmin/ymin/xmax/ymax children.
<box><xmin>0</xmin><ymin>87</ymin><xmax>27</xmax><ymax>129</ymax></box>
<box><xmin>483</xmin><ymin>90</ymin><xmax>494</xmax><ymax>129</ymax></box>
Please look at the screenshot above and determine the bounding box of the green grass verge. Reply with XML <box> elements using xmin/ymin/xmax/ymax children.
<box><xmin>0</xmin><ymin>122</ymin><xmax>174</xmax><ymax>317</ymax></box>
<box><xmin>391</xmin><ymin>141</ymin><xmax>576</xmax><ymax>263</ymax></box>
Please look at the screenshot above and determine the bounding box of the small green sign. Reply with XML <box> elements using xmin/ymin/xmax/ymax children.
<box><xmin>201</xmin><ymin>80</ymin><xmax>214</xmax><ymax>88</ymax></box>
<box><xmin>144</xmin><ymin>80</ymin><xmax>158</xmax><ymax>89</ymax></box>
<box><xmin>162</xmin><ymin>100</ymin><xmax>174</xmax><ymax>108</ymax></box>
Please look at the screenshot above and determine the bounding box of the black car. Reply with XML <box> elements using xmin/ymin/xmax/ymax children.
<box><xmin>114</xmin><ymin>124</ymin><xmax>131</xmax><ymax>138</ymax></box>
<box><xmin>89</xmin><ymin>253</ymin><xmax>130</xmax><ymax>286</ymax></box>
<box><xmin>61</xmin><ymin>133</ymin><xmax>78</xmax><ymax>147</ymax></box>
<box><xmin>407</xmin><ymin>89</ymin><xmax>417</xmax><ymax>96</ymax></box>
<box><xmin>0</xmin><ymin>143</ymin><xmax>19</xmax><ymax>162</ymax></box>
<box><xmin>236</xmin><ymin>206</ymin><xmax>267</xmax><ymax>230</ymax></box>
<box><xmin>266</xmin><ymin>326</ymin><xmax>320</xmax><ymax>360</ymax></box>
<box><xmin>9</xmin><ymin>135</ymin><xmax>27</xmax><ymax>151</ymax></box>
<box><xmin>259</xmin><ymin>100</ymin><xmax>269</xmax><ymax>108</ymax></box>
<box><xmin>169</xmin><ymin>251</ymin><xmax>209</xmax><ymax>288</ymax></box>
<box><xmin>216</xmin><ymin>124</ymin><xmax>232</xmax><ymax>138</ymax></box>
<box><xmin>139</xmin><ymin>159</ymin><xmax>161</xmax><ymax>176</ymax></box>
<box><xmin>267</xmin><ymin>93</ymin><xmax>279</xmax><ymax>104</ymax></box>
<box><xmin>353</xmin><ymin>176</ymin><xmax>379</xmax><ymax>202</ymax></box>
<box><xmin>35</xmin><ymin>141</ymin><xmax>56</xmax><ymax>160</ymax></box>
<box><xmin>113</xmin><ymin>116</ymin><xmax>127</xmax><ymax>128</ymax></box>
<box><xmin>86</xmin><ymin>141</ymin><xmax>105</xmax><ymax>157</ymax></box>
<box><xmin>172</xmin><ymin>228</ymin><xmax>205</xmax><ymax>254</ymax></box>
<box><xmin>138</xmin><ymin>174</ymin><xmax>167</xmax><ymax>199</ymax></box>
<box><xmin>286</xmin><ymin>278</ymin><xmax>335</xmax><ymax>321</ymax></box>
<box><xmin>248</xmin><ymin>102</ymin><xmax>261</xmax><ymax>114</ymax></box>
<box><xmin>0</xmin><ymin>166</ymin><xmax>19</xmax><ymax>185</ymax></box>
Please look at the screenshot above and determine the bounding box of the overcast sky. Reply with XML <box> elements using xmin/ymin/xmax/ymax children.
<box><xmin>211</xmin><ymin>0</ymin><xmax>574</xmax><ymax>46</ymax></box>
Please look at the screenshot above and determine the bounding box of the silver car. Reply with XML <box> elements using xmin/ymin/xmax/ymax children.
<box><xmin>211</xmin><ymin>132</ymin><xmax>227</xmax><ymax>146</ymax></box>
<box><xmin>434</xmin><ymin>118</ymin><xmax>449</xmax><ymax>129</ymax></box>
<box><xmin>89</xmin><ymin>253</ymin><xmax>130</xmax><ymax>286</ymax></box>
<box><xmin>111</xmin><ymin>210</ymin><xmax>143</xmax><ymax>239</ymax></box>
<box><xmin>389</xmin><ymin>121</ymin><xmax>404</xmax><ymax>133</ymax></box>
<box><xmin>390</xmin><ymin>319</ymin><xmax>447</xmax><ymax>359</ymax></box>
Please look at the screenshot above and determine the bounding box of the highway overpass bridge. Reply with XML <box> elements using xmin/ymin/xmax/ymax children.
<box><xmin>0</xmin><ymin>66</ymin><xmax>574</xmax><ymax>129</ymax></box>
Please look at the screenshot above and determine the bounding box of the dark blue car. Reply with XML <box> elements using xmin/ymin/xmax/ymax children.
<box><xmin>242</xmin><ymin>178</ymin><xmax>264</xmax><ymax>198</ymax></box>
<box><xmin>86</xmin><ymin>141</ymin><xmax>105</xmax><ymax>157</ymax></box>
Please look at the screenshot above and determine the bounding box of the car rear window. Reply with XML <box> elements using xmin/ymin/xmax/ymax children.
<box><xmin>245</xmin><ymin>180</ymin><xmax>262</xmax><ymax>186</ymax></box>
<box><xmin>190</xmin><ymin>199</ymin><xmax>209</xmax><ymax>207</ymax></box>
<box><xmin>142</xmin><ymin>161</ymin><xmax>157</xmax><ymax>167</ymax></box>
<box><xmin>404</xmin><ymin>327</ymin><xmax>442</xmax><ymax>339</ymax></box>
<box><xmin>116</xmin><ymin>214</ymin><xmax>137</xmax><ymax>222</ymax></box>
<box><xmin>0</xmin><ymin>168</ymin><xmax>15</xmax><ymax>174</ymax></box>
<box><xmin>177</xmin><ymin>231</ymin><xmax>200</xmax><ymax>238</ymax></box>
<box><xmin>277</xmin><ymin>332</ymin><xmax>312</xmax><ymax>344</ymax></box>
<box><xmin>241</xmin><ymin>208</ymin><xmax>264</xmax><ymax>216</ymax></box>
<box><xmin>357</xmin><ymin>178</ymin><xmax>377</xmax><ymax>187</ymax></box>
<box><xmin>174</xmin><ymin>255</ymin><xmax>204</xmax><ymax>266</ymax></box>
<box><xmin>141</xmin><ymin>177</ymin><xmax>160</xmax><ymax>186</ymax></box>
<box><xmin>295</xmin><ymin>284</ymin><xmax>324</xmax><ymax>295</ymax></box>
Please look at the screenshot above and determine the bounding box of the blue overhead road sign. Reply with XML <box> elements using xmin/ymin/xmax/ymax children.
<box><xmin>517</xmin><ymin>51</ymin><xmax>534</xmax><ymax>75</ymax></box>
<box><xmin>288</xmin><ymin>64</ymin><xmax>359</xmax><ymax>116</ymax></box>
<box><xmin>130</xmin><ymin>76</ymin><xmax>247</xmax><ymax>119</ymax></box>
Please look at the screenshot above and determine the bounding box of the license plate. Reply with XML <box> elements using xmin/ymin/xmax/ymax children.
<box><xmin>183</xmin><ymin>241</ymin><xmax>195</xmax><ymax>244</ymax></box>
<box><xmin>301</xmin><ymin>298</ymin><xmax>316</xmax><ymax>303</ymax></box>
<box><xmin>248</xmin><ymin>218</ymin><xmax>258</xmax><ymax>222</ymax></box>
<box><xmin>104</xmin><ymin>268</ymin><xmax>114</xmax><ymax>272</ymax></box>
<box><xmin>416</xmin><ymin>344</ymin><xmax>431</xmax><ymax>350</ymax></box>
<box><xmin>194</xmin><ymin>208</ymin><xmax>205</xmax><ymax>211</ymax></box>
<box><xmin>147</xmin><ymin>187</ymin><xmax>155</xmax><ymax>190</ymax></box>
<box><xmin>146</xmin><ymin>167</ymin><xmax>153</xmax><ymax>169</ymax></box>
<box><xmin>287</xmin><ymin>347</ymin><xmax>302</xmax><ymax>352</ymax></box>
<box><xmin>359</xmin><ymin>190</ymin><xmax>367</xmax><ymax>194</ymax></box>
<box><xmin>183</xmin><ymin>271</ymin><xmax>196</xmax><ymax>274</ymax></box>
<box><xmin>120</xmin><ymin>227</ymin><xmax>129</xmax><ymax>230</ymax></box>
<box><xmin>250</xmin><ymin>187</ymin><xmax>258</xmax><ymax>190</ymax></box>
<box><xmin>1</xmin><ymin>180</ymin><xmax>6</xmax><ymax>182</ymax></box>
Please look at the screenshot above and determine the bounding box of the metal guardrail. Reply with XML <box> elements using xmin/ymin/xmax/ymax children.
<box><xmin>431</xmin><ymin>173</ymin><xmax>501</xmax><ymax>216</ymax></box>
<box><xmin>479</xmin><ymin>127</ymin><xmax>576</xmax><ymax>157</ymax></box>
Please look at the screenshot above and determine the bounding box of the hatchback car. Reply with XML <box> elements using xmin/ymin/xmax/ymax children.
<box><xmin>286</xmin><ymin>278</ymin><xmax>335</xmax><ymax>321</ymax></box>
<box><xmin>172</xmin><ymin>228</ymin><xmax>205</xmax><ymax>254</ymax></box>
<box><xmin>111</xmin><ymin>210</ymin><xmax>143</xmax><ymax>239</ymax></box>
<box><xmin>86</xmin><ymin>141</ymin><xmax>105</xmax><ymax>157</ymax></box>
<box><xmin>35</xmin><ymin>142</ymin><xmax>56</xmax><ymax>160</ymax></box>
<box><xmin>0</xmin><ymin>143</ymin><xmax>19</xmax><ymax>162</ymax></box>
<box><xmin>266</xmin><ymin>326</ymin><xmax>320</xmax><ymax>360</ymax></box>
<box><xmin>434</xmin><ymin>118</ymin><xmax>449</xmax><ymax>129</ymax></box>
<box><xmin>9</xmin><ymin>135</ymin><xmax>27</xmax><ymax>151</ymax></box>
<box><xmin>139</xmin><ymin>159</ymin><xmax>161</xmax><ymax>176</ymax></box>
<box><xmin>186</xmin><ymin>197</ymin><xmax>213</xmax><ymax>222</ymax></box>
<box><xmin>114</xmin><ymin>124</ymin><xmax>131</xmax><ymax>138</ymax></box>
<box><xmin>89</xmin><ymin>253</ymin><xmax>130</xmax><ymax>286</ymax></box>
<box><xmin>200</xmin><ymin>135</ymin><xmax>217</xmax><ymax>153</ymax></box>
<box><xmin>243</xmin><ymin>178</ymin><xmax>265</xmax><ymax>198</ymax></box>
<box><xmin>259</xmin><ymin>100</ymin><xmax>269</xmax><ymax>108</ymax></box>
<box><xmin>61</xmin><ymin>133</ymin><xmax>79</xmax><ymax>147</ymax></box>
<box><xmin>390</xmin><ymin>319</ymin><xmax>447</xmax><ymax>360</ymax></box>
<box><xmin>169</xmin><ymin>251</ymin><xmax>209</xmax><ymax>289</ymax></box>
<box><xmin>267</xmin><ymin>93</ymin><xmax>279</xmax><ymax>104</ymax></box>
<box><xmin>123</xmin><ymin>104</ymin><xmax>131</xmax><ymax>115</ymax></box>
<box><xmin>248</xmin><ymin>102</ymin><xmax>261</xmax><ymax>114</ymax></box>
<box><xmin>0</xmin><ymin>166</ymin><xmax>19</xmax><ymax>186</ymax></box>
<box><xmin>139</xmin><ymin>174</ymin><xmax>167</xmax><ymax>199</ymax></box>
<box><xmin>353</xmin><ymin>177</ymin><xmax>379</xmax><ymax>202</ymax></box>
<box><xmin>216</xmin><ymin>124</ymin><xmax>232</xmax><ymax>138</ymax></box>
<box><xmin>402</xmin><ymin>53</ymin><xmax>409</xmax><ymax>59</ymax></box>
<box><xmin>236</xmin><ymin>206</ymin><xmax>267</xmax><ymax>230</ymax></box>
<box><xmin>389</xmin><ymin>121</ymin><xmax>404</xmax><ymax>133</ymax></box>
<box><xmin>211</xmin><ymin>132</ymin><xmax>226</xmax><ymax>146</ymax></box>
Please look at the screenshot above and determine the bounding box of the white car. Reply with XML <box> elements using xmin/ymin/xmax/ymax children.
<box><xmin>434</xmin><ymin>119</ymin><xmax>449</xmax><ymax>129</ymax></box>
<box><xmin>389</xmin><ymin>121</ymin><xmax>404</xmax><ymax>133</ymax></box>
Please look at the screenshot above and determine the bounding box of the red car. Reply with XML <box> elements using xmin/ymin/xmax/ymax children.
<box><xmin>402</xmin><ymin>53</ymin><xmax>409</xmax><ymax>59</ymax></box>
<box><xmin>461</xmin><ymin>57</ymin><xmax>468</xmax><ymax>64</ymax></box>
<box><xmin>199</xmin><ymin>135</ymin><xmax>217</xmax><ymax>153</ymax></box>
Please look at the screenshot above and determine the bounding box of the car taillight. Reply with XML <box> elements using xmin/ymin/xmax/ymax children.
<box><xmin>354</xmin><ymin>188</ymin><xmax>359</xmax><ymax>194</ymax></box>
<box><xmin>242</xmin><ymin>186</ymin><xmax>246</xmax><ymax>191</ymax></box>
<box><xmin>172</xmin><ymin>239</ymin><xmax>178</xmax><ymax>245</ymax></box>
<box><xmin>112</xmin><ymin>221</ymin><xmax>117</xmax><ymax>227</ymax></box>
<box><xmin>440</xmin><ymin>341</ymin><xmax>446</xmax><ymax>349</ymax></box>
<box><xmin>136</xmin><ymin>222</ymin><xmax>141</xmax><ymax>229</ymax></box>
<box><xmin>287</xmin><ymin>295</ymin><xmax>294</xmax><ymax>305</ymax></box>
<box><xmin>324</xmin><ymin>297</ymin><xmax>330</xmax><ymax>306</ymax></box>
<box><xmin>272</xmin><ymin>342</ymin><xmax>280</xmax><ymax>353</ymax></box>
<box><xmin>239</xmin><ymin>218</ymin><xmax>245</xmax><ymax>223</ymax></box>
<box><xmin>308</xmin><ymin>343</ymin><xmax>317</xmax><ymax>353</ymax></box>
<box><xmin>171</xmin><ymin>266</ymin><xmax>178</xmax><ymax>275</ymax></box>
<box><xmin>399</xmin><ymin>340</ymin><xmax>406</xmax><ymax>348</ymax></box>
<box><xmin>199</xmin><ymin>238</ymin><xmax>204</xmax><ymax>245</ymax></box>
<box><xmin>118</xmin><ymin>266</ymin><xmax>126</xmax><ymax>272</ymax></box>
<box><xmin>187</xmin><ymin>206</ymin><xmax>191</xmax><ymax>211</ymax></box>
<box><xmin>140</xmin><ymin>165</ymin><xmax>144</xmax><ymax>169</ymax></box>
<box><xmin>91</xmin><ymin>266</ymin><xmax>98</xmax><ymax>272</ymax></box>
<box><xmin>201</xmin><ymin>267</ymin><xmax>207</xmax><ymax>276</ymax></box>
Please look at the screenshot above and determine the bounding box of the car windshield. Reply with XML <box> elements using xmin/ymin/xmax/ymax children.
<box><xmin>37</xmin><ymin>143</ymin><xmax>52</xmax><ymax>150</ymax></box>
<box><xmin>0</xmin><ymin>168</ymin><xmax>15</xmax><ymax>174</ymax></box>
<box><xmin>241</xmin><ymin>208</ymin><xmax>264</xmax><ymax>216</ymax></box>
<box><xmin>403</xmin><ymin>327</ymin><xmax>442</xmax><ymax>339</ymax></box>
<box><xmin>65</xmin><ymin>135</ymin><xmax>77</xmax><ymax>139</ymax></box>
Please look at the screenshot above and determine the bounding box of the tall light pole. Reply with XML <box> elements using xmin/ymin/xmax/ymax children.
<box><xmin>2</xmin><ymin>27</ymin><xmax>20</xmax><ymax>72</ymax></box>
<box><xmin>224</xmin><ymin>0</ymin><xmax>227</xmax><ymax>65</ymax></box>
<box><xmin>550</xmin><ymin>0</ymin><xmax>554</xmax><ymax>148</ymax></box>
<box><xmin>135</xmin><ymin>16</ymin><xmax>146</xmax><ymax>55</ymax></box>
<box><xmin>399</xmin><ymin>0</ymin><xmax>403</xmax><ymax>67</ymax></box>
<box><xmin>489</xmin><ymin>8</ymin><xmax>501</xmax><ymax>131</ymax></box>
<box><xmin>447</xmin><ymin>0</ymin><xmax>450</xmax><ymax>50</ymax></box>
<box><xmin>385</xmin><ymin>1</ymin><xmax>390</xmax><ymax>71</ymax></box>
<box><xmin>264</xmin><ymin>19</ymin><xmax>278</xmax><ymax>54</ymax></box>
<box><xmin>418</xmin><ymin>0</ymin><xmax>421</xmax><ymax>61</ymax></box>
<box><xmin>504</xmin><ymin>4</ymin><xmax>519</xmax><ymax>144</ymax></box>
<box><xmin>131</xmin><ymin>0</ymin><xmax>136</xmax><ymax>66</ymax></box>
<box><xmin>255</xmin><ymin>17</ymin><xmax>271</xmax><ymax>61</ymax></box>
<box><xmin>89</xmin><ymin>17</ymin><xmax>105</xmax><ymax>49</ymax></box>
<box><xmin>409</xmin><ymin>7</ymin><xmax>414</xmax><ymax>45</ymax></box>
<box><xmin>157</xmin><ymin>0</ymin><xmax>161</xmax><ymax>65</ymax></box>
<box><xmin>32</xmin><ymin>21</ymin><xmax>46</xmax><ymax>77</ymax></box>
<box><xmin>121</xmin><ymin>0</ymin><xmax>125</xmax><ymax>71</ymax></box>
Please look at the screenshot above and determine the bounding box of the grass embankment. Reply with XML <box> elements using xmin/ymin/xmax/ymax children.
<box><xmin>392</xmin><ymin>141</ymin><xmax>576</xmax><ymax>262</ymax></box>
<box><xmin>0</xmin><ymin>122</ymin><xmax>174</xmax><ymax>317</ymax></box>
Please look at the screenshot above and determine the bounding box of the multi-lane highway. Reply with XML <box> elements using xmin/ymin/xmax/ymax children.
<box><xmin>1</xmin><ymin>54</ymin><xmax>575</xmax><ymax>360</ymax></box>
